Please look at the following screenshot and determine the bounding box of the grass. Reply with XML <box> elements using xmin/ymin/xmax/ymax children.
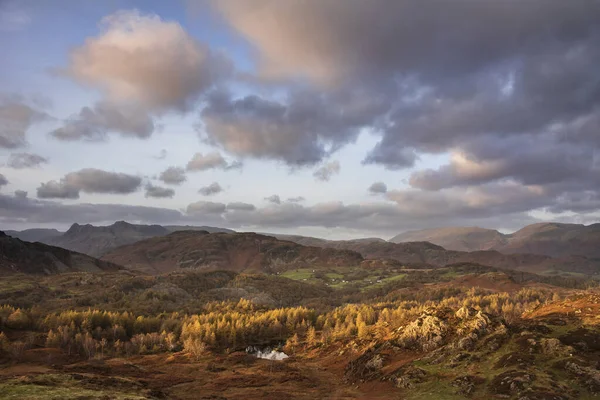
<box><xmin>438</xmin><ymin>270</ymin><xmax>467</xmax><ymax>280</ymax></box>
<box><xmin>280</xmin><ymin>269</ymin><xmax>315</xmax><ymax>281</ymax></box>
<box><xmin>0</xmin><ymin>374</ymin><xmax>148</xmax><ymax>400</ymax></box>
<box><xmin>279</xmin><ymin>268</ymin><xmax>409</xmax><ymax>291</ymax></box>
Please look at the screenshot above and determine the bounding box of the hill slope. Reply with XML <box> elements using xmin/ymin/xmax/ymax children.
<box><xmin>0</xmin><ymin>231</ymin><xmax>122</xmax><ymax>275</ymax></box>
<box><xmin>501</xmin><ymin>222</ymin><xmax>600</xmax><ymax>258</ymax></box>
<box><xmin>102</xmin><ymin>230</ymin><xmax>364</xmax><ymax>275</ymax></box>
<box><xmin>4</xmin><ymin>228</ymin><xmax>63</xmax><ymax>243</ymax></box>
<box><xmin>391</xmin><ymin>222</ymin><xmax>600</xmax><ymax>258</ymax></box>
<box><xmin>390</xmin><ymin>226</ymin><xmax>506</xmax><ymax>251</ymax></box>
<box><xmin>278</xmin><ymin>236</ymin><xmax>600</xmax><ymax>275</ymax></box>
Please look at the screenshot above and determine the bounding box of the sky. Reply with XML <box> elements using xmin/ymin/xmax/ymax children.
<box><xmin>1</xmin><ymin>0</ymin><xmax>600</xmax><ymax>239</ymax></box>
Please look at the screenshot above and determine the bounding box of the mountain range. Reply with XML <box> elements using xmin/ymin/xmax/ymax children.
<box><xmin>5</xmin><ymin>221</ymin><xmax>600</xmax><ymax>276</ymax></box>
<box><xmin>390</xmin><ymin>222</ymin><xmax>600</xmax><ymax>258</ymax></box>
<box><xmin>7</xmin><ymin>221</ymin><xmax>235</xmax><ymax>258</ymax></box>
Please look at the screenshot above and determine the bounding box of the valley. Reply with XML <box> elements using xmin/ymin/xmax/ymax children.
<box><xmin>1</xmin><ymin>224</ymin><xmax>600</xmax><ymax>399</ymax></box>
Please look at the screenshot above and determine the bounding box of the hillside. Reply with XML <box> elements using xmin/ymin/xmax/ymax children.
<box><xmin>166</xmin><ymin>225</ymin><xmax>235</xmax><ymax>234</ymax></box>
<box><xmin>279</xmin><ymin>237</ymin><xmax>600</xmax><ymax>276</ymax></box>
<box><xmin>0</xmin><ymin>231</ymin><xmax>121</xmax><ymax>275</ymax></box>
<box><xmin>390</xmin><ymin>226</ymin><xmax>507</xmax><ymax>251</ymax></box>
<box><xmin>101</xmin><ymin>230</ymin><xmax>365</xmax><ymax>275</ymax></box>
<box><xmin>501</xmin><ymin>222</ymin><xmax>600</xmax><ymax>258</ymax></box>
<box><xmin>271</xmin><ymin>234</ymin><xmax>385</xmax><ymax>248</ymax></box>
<box><xmin>391</xmin><ymin>222</ymin><xmax>600</xmax><ymax>258</ymax></box>
<box><xmin>4</xmin><ymin>228</ymin><xmax>63</xmax><ymax>243</ymax></box>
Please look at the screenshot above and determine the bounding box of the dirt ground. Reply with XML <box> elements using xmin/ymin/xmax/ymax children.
<box><xmin>0</xmin><ymin>347</ymin><xmax>406</xmax><ymax>400</ymax></box>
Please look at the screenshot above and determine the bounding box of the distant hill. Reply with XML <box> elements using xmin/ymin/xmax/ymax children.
<box><xmin>35</xmin><ymin>221</ymin><xmax>235</xmax><ymax>258</ymax></box>
<box><xmin>273</xmin><ymin>237</ymin><xmax>600</xmax><ymax>275</ymax></box>
<box><xmin>45</xmin><ymin>221</ymin><xmax>171</xmax><ymax>258</ymax></box>
<box><xmin>0</xmin><ymin>231</ymin><xmax>122</xmax><ymax>275</ymax></box>
<box><xmin>391</xmin><ymin>222</ymin><xmax>600</xmax><ymax>258</ymax></box>
<box><xmin>390</xmin><ymin>226</ymin><xmax>507</xmax><ymax>252</ymax></box>
<box><xmin>165</xmin><ymin>225</ymin><xmax>235</xmax><ymax>234</ymax></box>
<box><xmin>102</xmin><ymin>231</ymin><xmax>364</xmax><ymax>275</ymax></box>
<box><xmin>269</xmin><ymin>234</ymin><xmax>385</xmax><ymax>248</ymax></box>
<box><xmin>500</xmin><ymin>222</ymin><xmax>600</xmax><ymax>258</ymax></box>
<box><xmin>4</xmin><ymin>228</ymin><xmax>63</xmax><ymax>243</ymax></box>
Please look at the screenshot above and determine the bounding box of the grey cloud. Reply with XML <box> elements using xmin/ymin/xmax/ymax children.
<box><xmin>186</xmin><ymin>151</ymin><xmax>241</xmax><ymax>171</ymax></box>
<box><xmin>368</xmin><ymin>182</ymin><xmax>387</xmax><ymax>194</ymax></box>
<box><xmin>159</xmin><ymin>167</ymin><xmax>186</xmax><ymax>185</ymax></box>
<box><xmin>186</xmin><ymin>200</ymin><xmax>227</xmax><ymax>215</ymax></box>
<box><xmin>264</xmin><ymin>194</ymin><xmax>281</xmax><ymax>204</ymax></box>
<box><xmin>227</xmin><ymin>202</ymin><xmax>256</xmax><ymax>211</ymax></box>
<box><xmin>65</xmin><ymin>169</ymin><xmax>142</xmax><ymax>194</ymax></box>
<box><xmin>313</xmin><ymin>160</ymin><xmax>340</xmax><ymax>182</ymax></box>
<box><xmin>1</xmin><ymin>193</ymin><xmax>183</xmax><ymax>226</ymax></box>
<box><xmin>199</xmin><ymin>182</ymin><xmax>223</xmax><ymax>196</ymax></box>
<box><xmin>217</xmin><ymin>0</ymin><xmax>600</xmax><ymax>86</ymax></box>
<box><xmin>7</xmin><ymin>152</ymin><xmax>48</xmax><ymax>169</ymax></box>
<box><xmin>0</xmin><ymin>174</ymin><xmax>8</xmax><ymax>187</ymax></box>
<box><xmin>14</xmin><ymin>190</ymin><xmax>27</xmax><ymax>199</ymax></box>
<box><xmin>200</xmin><ymin>88</ymin><xmax>384</xmax><ymax>166</ymax></box>
<box><xmin>287</xmin><ymin>196</ymin><xmax>305</xmax><ymax>203</ymax></box>
<box><xmin>223</xmin><ymin>199</ymin><xmax>540</xmax><ymax>234</ymax></box>
<box><xmin>37</xmin><ymin>181</ymin><xmax>79</xmax><ymax>199</ymax></box>
<box><xmin>153</xmin><ymin>149</ymin><xmax>167</xmax><ymax>160</ymax></box>
<box><xmin>145</xmin><ymin>184</ymin><xmax>175</xmax><ymax>198</ymax></box>
<box><xmin>0</xmin><ymin>185</ymin><xmax>575</xmax><ymax>236</ymax></box>
<box><xmin>37</xmin><ymin>168</ymin><xmax>142</xmax><ymax>199</ymax></box>
<box><xmin>51</xmin><ymin>102</ymin><xmax>154</xmax><ymax>141</ymax></box>
<box><xmin>215</xmin><ymin>0</ymin><xmax>600</xmax><ymax>214</ymax></box>
<box><xmin>409</xmin><ymin>135</ymin><xmax>600</xmax><ymax>195</ymax></box>
<box><xmin>225</xmin><ymin>160</ymin><xmax>243</xmax><ymax>170</ymax></box>
<box><xmin>0</xmin><ymin>189</ymin><xmax>539</xmax><ymax>234</ymax></box>
<box><xmin>0</xmin><ymin>95</ymin><xmax>50</xmax><ymax>148</ymax></box>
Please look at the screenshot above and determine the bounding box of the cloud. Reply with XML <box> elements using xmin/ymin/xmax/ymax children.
<box><xmin>0</xmin><ymin>94</ymin><xmax>50</xmax><ymax>148</ymax></box>
<box><xmin>186</xmin><ymin>200</ymin><xmax>227</xmax><ymax>215</ymax></box>
<box><xmin>287</xmin><ymin>196</ymin><xmax>305</xmax><ymax>203</ymax></box>
<box><xmin>0</xmin><ymin>183</ymin><xmax>586</xmax><ymax>235</ymax></box>
<box><xmin>64</xmin><ymin>10</ymin><xmax>230</xmax><ymax>113</ymax></box>
<box><xmin>37</xmin><ymin>180</ymin><xmax>80</xmax><ymax>199</ymax></box>
<box><xmin>153</xmin><ymin>149</ymin><xmax>167</xmax><ymax>160</ymax></box>
<box><xmin>7</xmin><ymin>152</ymin><xmax>48</xmax><ymax>169</ymax></box>
<box><xmin>227</xmin><ymin>202</ymin><xmax>256</xmax><ymax>211</ymax></box>
<box><xmin>313</xmin><ymin>160</ymin><xmax>340</xmax><ymax>182</ymax></box>
<box><xmin>37</xmin><ymin>168</ymin><xmax>142</xmax><ymax>199</ymax></box>
<box><xmin>145</xmin><ymin>183</ymin><xmax>175</xmax><ymax>198</ymax></box>
<box><xmin>186</xmin><ymin>151</ymin><xmax>241</xmax><ymax>171</ymax></box>
<box><xmin>53</xmin><ymin>9</ymin><xmax>231</xmax><ymax>142</ymax></box>
<box><xmin>14</xmin><ymin>190</ymin><xmax>27</xmax><ymax>199</ymax></box>
<box><xmin>159</xmin><ymin>166</ymin><xmax>186</xmax><ymax>185</ymax></box>
<box><xmin>0</xmin><ymin>192</ymin><xmax>184</xmax><ymax>226</ymax></box>
<box><xmin>368</xmin><ymin>182</ymin><xmax>387</xmax><ymax>194</ymax></box>
<box><xmin>65</xmin><ymin>169</ymin><xmax>142</xmax><ymax>194</ymax></box>
<box><xmin>51</xmin><ymin>102</ymin><xmax>154</xmax><ymax>141</ymax></box>
<box><xmin>200</xmin><ymin>88</ymin><xmax>382</xmax><ymax>166</ymax></box>
<box><xmin>211</xmin><ymin>0</ymin><xmax>600</xmax><ymax>222</ymax></box>
<box><xmin>264</xmin><ymin>194</ymin><xmax>281</xmax><ymax>204</ymax></box>
<box><xmin>0</xmin><ymin>174</ymin><xmax>8</xmax><ymax>187</ymax></box>
<box><xmin>216</xmin><ymin>1</ymin><xmax>600</xmax><ymax>85</ymax></box>
<box><xmin>198</xmin><ymin>182</ymin><xmax>223</xmax><ymax>196</ymax></box>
